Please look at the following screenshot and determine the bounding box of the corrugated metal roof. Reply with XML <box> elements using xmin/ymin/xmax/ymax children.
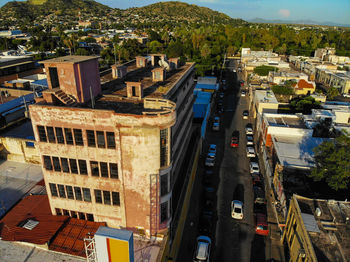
<box><xmin>0</xmin><ymin>195</ymin><xmax>68</xmax><ymax>245</ymax></box>
<box><xmin>0</xmin><ymin>93</ymin><xmax>36</xmax><ymax>115</ymax></box>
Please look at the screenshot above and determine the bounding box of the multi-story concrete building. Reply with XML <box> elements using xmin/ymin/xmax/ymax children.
<box><xmin>29</xmin><ymin>55</ymin><xmax>195</xmax><ymax>237</ymax></box>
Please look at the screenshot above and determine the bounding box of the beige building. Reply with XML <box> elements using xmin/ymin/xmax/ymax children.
<box><xmin>29</xmin><ymin>55</ymin><xmax>195</xmax><ymax>237</ymax></box>
<box><xmin>315</xmin><ymin>68</ymin><xmax>350</xmax><ymax>95</ymax></box>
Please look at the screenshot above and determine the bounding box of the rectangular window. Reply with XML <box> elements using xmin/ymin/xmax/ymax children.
<box><xmin>55</xmin><ymin>127</ymin><xmax>64</xmax><ymax>144</ymax></box>
<box><xmin>90</xmin><ymin>161</ymin><xmax>99</xmax><ymax>176</ymax></box>
<box><xmin>66</xmin><ymin>185</ymin><xmax>74</xmax><ymax>199</ymax></box>
<box><xmin>94</xmin><ymin>189</ymin><xmax>102</xmax><ymax>204</ymax></box>
<box><xmin>78</xmin><ymin>160</ymin><xmax>87</xmax><ymax>175</ymax></box>
<box><xmin>52</xmin><ymin>157</ymin><xmax>61</xmax><ymax>172</ymax></box>
<box><xmin>160</xmin><ymin>201</ymin><xmax>168</xmax><ymax>223</ymax></box>
<box><xmin>86</xmin><ymin>130</ymin><xmax>96</xmax><ymax>147</ymax></box>
<box><xmin>78</xmin><ymin>212</ymin><xmax>85</xmax><ymax>220</ymax></box>
<box><xmin>86</xmin><ymin>213</ymin><xmax>94</xmax><ymax>222</ymax></box>
<box><xmin>64</xmin><ymin>128</ymin><xmax>74</xmax><ymax>145</ymax></box>
<box><xmin>70</xmin><ymin>211</ymin><xmax>77</xmax><ymax>218</ymax></box>
<box><xmin>97</xmin><ymin>131</ymin><xmax>105</xmax><ymax>148</ymax></box>
<box><xmin>25</xmin><ymin>141</ymin><xmax>35</xmax><ymax>148</ymax></box>
<box><xmin>57</xmin><ymin>184</ymin><xmax>66</xmax><ymax>198</ymax></box>
<box><xmin>49</xmin><ymin>183</ymin><xmax>58</xmax><ymax>197</ymax></box>
<box><xmin>37</xmin><ymin>125</ymin><xmax>47</xmax><ymax>142</ymax></box>
<box><xmin>109</xmin><ymin>163</ymin><xmax>118</xmax><ymax>179</ymax></box>
<box><xmin>61</xmin><ymin>158</ymin><xmax>69</xmax><ymax>173</ymax></box>
<box><xmin>74</xmin><ymin>187</ymin><xmax>82</xmax><ymax>201</ymax></box>
<box><xmin>69</xmin><ymin>159</ymin><xmax>78</xmax><ymax>174</ymax></box>
<box><xmin>43</xmin><ymin>155</ymin><xmax>52</xmax><ymax>170</ymax></box>
<box><xmin>160</xmin><ymin>129</ymin><xmax>169</xmax><ymax>167</ymax></box>
<box><xmin>73</xmin><ymin>129</ymin><xmax>84</xmax><ymax>146</ymax></box>
<box><xmin>112</xmin><ymin>192</ymin><xmax>120</xmax><ymax>206</ymax></box>
<box><xmin>160</xmin><ymin>174</ymin><xmax>168</xmax><ymax>197</ymax></box>
<box><xmin>100</xmin><ymin>162</ymin><xmax>108</xmax><ymax>177</ymax></box>
<box><xmin>82</xmin><ymin>188</ymin><xmax>91</xmax><ymax>202</ymax></box>
<box><xmin>55</xmin><ymin>208</ymin><xmax>62</xmax><ymax>216</ymax></box>
<box><xmin>47</xmin><ymin>126</ymin><xmax>56</xmax><ymax>143</ymax></box>
<box><xmin>63</xmin><ymin>209</ymin><xmax>69</xmax><ymax>216</ymax></box>
<box><xmin>106</xmin><ymin>132</ymin><xmax>116</xmax><ymax>149</ymax></box>
<box><xmin>103</xmin><ymin>191</ymin><xmax>111</xmax><ymax>205</ymax></box>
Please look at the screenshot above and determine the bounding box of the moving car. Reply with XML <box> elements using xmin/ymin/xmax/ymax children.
<box><xmin>230</xmin><ymin>130</ymin><xmax>239</xmax><ymax>148</ymax></box>
<box><xmin>246</xmin><ymin>146</ymin><xmax>256</xmax><ymax>158</ymax></box>
<box><xmin>231</xmin><ymin>200</ymin><xmax>243</xmax><ymax>220</ymax></box>
<box><xmin>242</xmin><ymin>110</ymin><xmax>249</xmax><ymax>119</ymax></box>
<box><xmin>255</xmin><ymin>213</ymin><xmax>269</xmax><ymax>236</ymax></box>
<box><xmin>193</xmin><ymin>236</ymin><xmax>211</xmax><ymax>262</ymax></box>
<box><xmin>205</xmin><ymin>153</ymin><xmax>216</xmax><ymax>167</ymax></box>
<box><xmin>253</xmin><ymin>186</ymin><xmax>266</xmax><ymax>205</ymax></box>
<box><xmin>245</xmin><ymin>123</ymin><xmax>253</xmax><ymax>135</ymax></box>
<box><xmin>250</xmin><ymin>161</ymin><xmax>260</xmax><ymax>174</ymax></box>
<box><xmin>208</xmin><ymin>144</ymin><xmax>216</xmax><ymax>155</ymax></box>
<box><xmin>246</xmin><ymin>135</ymin><xmax>254</xmax><ymax>146</ymax></box>
<box><xmin>212</xmin><ymin>117</ymin><xmax>220</xmax><ymax>131</ymax></box>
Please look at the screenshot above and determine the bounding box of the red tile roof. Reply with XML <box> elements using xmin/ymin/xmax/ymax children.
<box><xmin>0</xmin><ymin>195</ymin><xmax>68</xmax><ymax>245</ymax></box>
<box><xmin>49</xmin><ymin>218</ymin><xmax>106</xmax><ymax>257</ymax></box>
<box><xmin>297</xmin><ymin>79</ymin><xmax>314</xmax><ymax>89</ymax></box>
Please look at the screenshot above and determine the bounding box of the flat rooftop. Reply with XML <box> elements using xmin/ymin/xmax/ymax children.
<box><xmin>0</xmin><ymin>120</ymin><xmax>34</xmax><ymax>139</ymax></box>
<box><xmin>40</xmin><ymin>55</ymin><xmax>98</xmax><ymax>64</ymax></box>
<box><xmin>295</xmin><ymin>195</ymin><xmax>350</xmax><ymax>262</ymax></box>
<box><xmin>264</xmin><ymin>113</ymin><xmax>306</xmax><ymax>128</ymax></box>
<box><xmin>255</xmin><ymin>90</ymin><xmax>278</xmax><ymax>104</ymax></box>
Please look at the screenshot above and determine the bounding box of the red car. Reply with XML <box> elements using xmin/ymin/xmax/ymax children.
<box><xmin>255</xmin><ymin>213</ymin><xmax>269</xmax><ymax>236</ymax></box>
<box><xmin>230</xmin><ymin>130</ymin><xmax>239</xmax><ymax>147</ymax></box>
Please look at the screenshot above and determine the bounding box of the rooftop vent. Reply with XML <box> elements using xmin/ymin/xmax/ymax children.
<box><xmin>315</xmin><ymin>207</ymin><xmax>322</xmax><ymax>217</ymax></box>
<box><xmin>18</xmin><ymin>218</ymin><xmax>39</xmax><ymax>230</ymax></box>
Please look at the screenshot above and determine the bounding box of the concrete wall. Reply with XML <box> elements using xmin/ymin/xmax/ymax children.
<box><xmin>0</xmin><ymin>137</ymin><xmax>39</xmax><ymax>164</ymax></box>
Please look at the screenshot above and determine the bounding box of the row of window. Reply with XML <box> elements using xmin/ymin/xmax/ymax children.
<box><xmin>55</xmin><ymin>208</ymin><xmax>94</xmax><ymax>222</ymax></box>
<box><xmin>49</xmin><ymin>183</ymin><xmax>120</xmax><ymax>206</ymax></box>
<box><xmin>43</xmin><ymin>155</ymin><xmax>118</xmax><ymax>179</ymax></box>
<box><xmin>37</xmin><ymin>125</ymin><xmax>116</xmax><ymax>149</ymax></box>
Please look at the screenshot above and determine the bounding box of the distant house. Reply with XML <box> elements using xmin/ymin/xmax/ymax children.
<box><xmin>292</xmin><ymin>79</ymin><xmax>316</xmax><ymax>95</ymax></box>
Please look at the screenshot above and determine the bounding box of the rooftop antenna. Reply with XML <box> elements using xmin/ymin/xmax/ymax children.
<box><xmin>90</xmin><ymin>86</ymin><xmax>95</xmax><ymax>109</ymax></box>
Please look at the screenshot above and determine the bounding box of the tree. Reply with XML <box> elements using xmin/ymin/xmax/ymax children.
<box><xmin>253</xmin><ymin>65</ymin><xmax>278</xmax><ymax>76</ymax></box>
<box><xmin>327</xmin><ymin>87</ymin><xmax>339</xmax><ymax>100</ymax></box>
<box><xmin>311</xmin><ymin>132</ymin><xmax>350</xmax><ymax>190</ymax></box>
<box><xmin>272</xmin><ymin>85</ymin><xmax>294</xmax><ymax>95</ymax></box>
<box><xmin>290</xmin><ymin>96</ymin><xmax>321</xmax><ymax>114</ymax></box>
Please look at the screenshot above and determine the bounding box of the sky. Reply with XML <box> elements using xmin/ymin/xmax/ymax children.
<box><xmin>1</xmin><ymin>0</ymin><xmax>349</xmax><ymax>25</ymax></box>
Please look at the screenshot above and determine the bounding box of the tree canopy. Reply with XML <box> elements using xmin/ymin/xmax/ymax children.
<box><xmin>289</xmin><ymin>96</ymin><xmax>321</xmax><ymax>114</ymax></box>
<box><xmin>311</xmin><ymin>132</ymin><xmax>350</xmax><ymax>190</ymax></box>
<box><xmin>254</xmin><ymin>65</ymin><xmax>278</xmax><ymax>76</ymax></box>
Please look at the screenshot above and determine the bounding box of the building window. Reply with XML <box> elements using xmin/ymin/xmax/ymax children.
<box><xmin>57</xmin><ymin>184</ymin><xmax>66</xmax><ymax>198</ymax></box>
<box><xmin>55</xmin><ymin>127</ymin><xmax>64</xmax><ymax>144</ymax></box>
<box><xmin>46</xmin><ymin>126</ymin><xmax>56</xmax><ymax>143</ymax></box>
<box><xmin>160</xmin><ymin>129</ymin><xmax>169</xmax><ymax>167</ymax></box>
<box><xmin>90</xmin><ymin>161</ymin><xmax>99</xmax><ymax>176</ymax></box>
<box><xmin>160</xmin><ymin>174</ymin><xmax>169</xmax><ymax>197</ymax></box>
<box><xmin>69</xmin><ymin>159</ymin><xmax>78</xmax><ymax>174</ymax></box>
<box><xmin>160</xmin><ymin>201</ymin><xmax>168</xmax><ymax>223</ymax></box>
<box><xmin>70</xmin><ymin>211</ymin><xmax>77</xmax><ymax>218</ymax></box>
<box><xmin>52</xmin><ymin>157</ymin><xmax>61</xmax><ymax>172</ymax></box>
<box><xmin>109</xmin><ymin>163</ymin><xmax>118</xmax><ymax>179</ymax></box>
<box><xmin>106</xmin><ymin>132</ymin><xmax>116</xmax><ymax>149</ymax></box>
<box><xmin>63</xmin><ymin>209</ymin><xmax>69</xmax><ymax>216</ymax></box>
<box><xmin>25</xmin><ymin>141</ymin><xmax>35</xmax><ymax>148</ymax></box>
<box><xmin>73</xmin><ymin>129</ymin><xmax>84</xmax><ymax>146</ymax></box>
<box><xmin>49</xmin><ymin>183</ymin><xmax>58</xmax><ymax>197</ymax></box>
<box><xmin>49</xmin><ymin>67</ymin><xmax>60</xmax><ymax>88</ymax></box>
<box><xmin>64</xmin><ymin>128</ymin><xmax>74</xmax><ymax>145</ymax></box>
<box><xmin>103</xmin><ymin>191</ymin><xmax>111</xmax><ymax>205</ymax></box>
<box><xmin>100</xmin><ymin>162</ymin><xmax>108</xmax><ymax>177</ymax></box>
<box><xmin>55</xmin><ymin>208</ymin><xmax>62</xmax><ymax>216</ymax></box>
<box><xmin>37</xmin><ymin>126</ymin><xmax>47</xmax><ymax>142</ymax></box>
<box><xmin>61</xmin><ymin>158</ymin><xmax>70</xmax><ymax>173</ymax></box>
<box><xmin>43</xmin><ymin>155</ymin><xmax>52</xmax><ymax>170</ymax></box>
<box><xmin>74</xmin><ymin>187</ymin><xmax>82</xmax><ymax>201</ymax></box>
<box><xmin>78</xmin><ymin>160</ymin><xmax>88</xmax><ymax>175</ymax></box>
<box><xmin>94</xmin><ymin>189</ymin><xmax>102</xmax><ymax>204</ymax></box>
<box><xmin>112</xmin><ymin>192</ymin><xmax>120</xmax><ymax>206</ymax></box>
<box><xmin>78</xmin><ymin>212</ymin><xmax>85</xmax><ymax>220</ymax></box>
<box><xmin>96</xmin><ymin>131</ymin><xmax>105</xmax><ymax>148</ymax></box>
<box><xmin>87</xmin><ymin>213</ymin><xmax>94</xmax><ymax>222</ymax></box>
<box><xmin>66</xmin><ymin>186</ymin><xmax>74</xmax><ymax>199</ymax></box>
<box><xmin>82</xmin><ymin>188</ymin><xmax>91</xmax><ymax>202</ymax></box>
<box><xmin>87</xmin><ymin>130</ymin><xmax>95</xmax><ymax>147</ymax></box>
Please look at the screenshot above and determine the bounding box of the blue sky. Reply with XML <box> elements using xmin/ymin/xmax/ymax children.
<box><xmin>1</xmin><ymin>0</ymin><xmax>349</xmax><ymax>24</ymax></box>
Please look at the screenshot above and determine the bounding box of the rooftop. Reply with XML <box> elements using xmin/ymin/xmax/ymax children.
<box><xmin>40</xmin><ymin>55</ymin><xmax>98</xmax><ymax>65</ymax></box>
<box><xmin>264</xmin><ymin>113</ymin><xmax>306</xmax><ymax>129</ymax></box>
<box><xmin>254</xmin><ymin>90</ymin><xmax>278</xmax><ymax>104</ymax></box>
<box><xmin>294</xmin><ymin>195</ymin><xmax>350</xmax><ymax>262</ymax></box>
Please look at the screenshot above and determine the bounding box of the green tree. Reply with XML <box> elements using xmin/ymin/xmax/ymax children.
<box><xmin>290</xmin><ymin>96</ymin><xmax>321</xmax><ymax>114</ymax></box>
<box><xmin>311</xmin><ymin>132</ymin><xmax>350</xmax><ymax>190</ymax></box>
<box><xmin>272</xmin><ymin>85</ymin><xmax>294</xmax><ymax>95</ymax></box>
<box><xmin>327</xmin><ymin>87</ymin><xmax>340</xmax><ymax>100</ymax></box>
<box><xmin>253</xmin><ymin>65</ymin><xmax>278</xmax><ymax>76</ymax></box>
<box><xmin>76</xmin><ymin>48</ymin><xmax>89</xmax><ymax>55</ymax></box>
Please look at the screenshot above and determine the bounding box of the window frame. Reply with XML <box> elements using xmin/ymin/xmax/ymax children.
<box><xmin>86</xmin><ymin>130</ymin><xmax>96</xmax><ymax>147</ymax></box>
<box><xmin>106</xmin><ymin>132</ymin><xmax>116</xmax><ymax>149</ymax></box>
<box><xmin>96</xmin><ymin>131</ymin><xmax>105</xmax><ymax>148</ymax></box>
<box><xmin>64</xmin><ymin>128</ymin><xmax>74</xmax><ymax>145</ymax></box>
<box><xmin>37</xmin><ymin>125</ymin><xmax>47</xmax><ymax>142</ymax></box>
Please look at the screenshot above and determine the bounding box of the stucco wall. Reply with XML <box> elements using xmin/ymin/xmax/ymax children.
<box><xmin>0</xmin><ymin>137</ymin><xmax>39</xmax><ymax>163</ymax></box>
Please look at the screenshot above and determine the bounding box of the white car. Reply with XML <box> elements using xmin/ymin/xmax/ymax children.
<box><xmin>245</xmin><ymin>125</ymin><xmax>253</xmax><ymax>135</ymax></box>
<box><xmin>208</xmin><ymin>144</ymin><xmax>216</xmax><ymax>155</ymax></box>
<box><xmin>241</xmin><ymin>91</ymin><xmax>246</xmax><ymax>97</ymax></box>
<box><xmin>231</xmin><ymin>200</ymin><xmax>243</xmax><ymax>220</ymax></box>
<box><xmin>246</xmin><ymin>135</ymin><xmax>254</xmax><ymax>146</ymax></box>
<box><xmin>205</xmin><ymin>152</ymin><xmax>215</xmax><ymax>167</ymax></box>
<box><xmin>242</xmin><ymin>110</ymin><xmax>249</xmax><ymax>119</ymax></box>
<box><xmin>250</xmin><ymin>162</ymin><xmax>260</xmax><ymax>174</ymax></box>
<box><xmin>193</xmin><ymin>236</ymin><xmax>211</xmax><ymax>262</ymax></box>
<box><xmin>246</xmin><ymin>147</ymin><xmax>256</xmax><ymax>158</ymax></box>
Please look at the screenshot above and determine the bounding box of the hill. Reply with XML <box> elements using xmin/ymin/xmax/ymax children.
<box><xmin>248</xmin><ymin>18</ymin><xmax>350</xmax><ymax>28</ymax></box>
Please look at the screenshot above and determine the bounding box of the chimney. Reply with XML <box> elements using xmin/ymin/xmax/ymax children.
<box><xmin>136</xmin><ymin>56</ymin><xmax>147</xmax><ymax>68</ymax></box>
<box><xmin>112</xmin><ymin>65</ymin><xmax>127</xmax><ymax>79</ymax></box>
<box><xmin>169</xmin><ymin>58</ymin><xmax>180</xmax><ymax>69</ymax></box>
<box><xmin>152</xmin><ymin>68</ymin><xmax>166</xmax><ymax>82</ymax></box>
<box><xmin>151</xmin><ymin>54</ymin><xmax>167</xmax><ymax>67</ymax></box>
<box><xmin>126</xmin><ymin>82</ymin><xmax>143</xmax><ymax>100</ymax></box>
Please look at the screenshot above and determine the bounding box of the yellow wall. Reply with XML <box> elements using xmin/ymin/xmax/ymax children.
<box><xmin>0</xmin><ymin>137</ymin><xmax>40</xmax><ymax>164</ymax></box>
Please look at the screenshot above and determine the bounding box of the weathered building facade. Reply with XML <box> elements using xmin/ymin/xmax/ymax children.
<box><xmin>29</xmin><ymin>55</ymin><xmax>195</xmax><ymax>237</ymax></box>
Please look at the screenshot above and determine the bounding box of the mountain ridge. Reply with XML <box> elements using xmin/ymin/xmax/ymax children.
<box><xmin>248</xmin><ymin>18</ymin><xmax>350</xmax><ymax>28</ymax></box>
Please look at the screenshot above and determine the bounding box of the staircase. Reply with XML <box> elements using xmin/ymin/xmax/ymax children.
<box><xmin>54</xmin><ymin>90</ymin><xmax>77</xmax><ymax>106</ymax></box>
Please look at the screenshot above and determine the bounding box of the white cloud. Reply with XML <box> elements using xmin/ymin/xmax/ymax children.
<box><xmin>278</xmin><ymin>9</ymin><xmax>290</xmax><ymax>18</ymax></box>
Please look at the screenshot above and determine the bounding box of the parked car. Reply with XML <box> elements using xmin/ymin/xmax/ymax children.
<box><xmin>241</xmin><ymin>91</ymin><xmax>246</xmax><ymax>97</ymax></box>
<box><xmin>251</xmin><ymin>174</ymin><xmax>262</xmax><ymax>186</ymax></box>
<box><xmin>253</xmin><ymin>186</ymin><xmax>266</xmax><ymax>205</ymax></box>
<box><xmin>230</xmin><ymin>130</ymin><xmax>239</xmax><ymax>148</ymax></box>
<box><xmin>245</xmin><ymin>123</ymin><xmax>253</xmax><ymax>135</ymax></box>
<box><xmin>212</xmin><ymin>117</ymin><xmax>220</xmax><ymax>131</ymax></box>
<box><xmin>246</xmin><ymin>146</ymin><xmax>256</xmax><ymax>158</ymax></box>
<box><xmin>208</xmin><ymin>144</ymin><xmax>216</xmax><ymax>154</ymax></box>
<box><xmin>255</xmin><ymin>213</ymin><xmax>269</xmax><ymax>236</ymax></box>
<box><xmin>242</xmin><ymin>110</ymin><xmax>249</xmax><ymax>119</ymax></box>
<box><xmin>231</xmin><ymin>200</ymin><xmax>243</xmax><ymax>220</ymax></box>
<box><xmin>246</xmin><ymin>135</ymin><xmax>254</xmax><ymax>146</ymax></box>
<box><xmin>193</xmin><ymin>236</ymin><xmax>211</xmax><ymax>262</ymax></box>
<box><xmin>233</xmin><ymin>69</ymin><xmax>236</xmax><ymax>73</ymax></box>
<box><xmin>219</xmin><ymin>92</ymin><xmax>224</xmax><ymax>99</ymax></box>
<box><xmin>205</xmin><ymin>153</ymin><xmax>216</xmax><ymax>167</ymax></box>
<box><xmin>250</xmin><ymin>161</ymin><xmax>260</xmax><ymax>174</ymax></box>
